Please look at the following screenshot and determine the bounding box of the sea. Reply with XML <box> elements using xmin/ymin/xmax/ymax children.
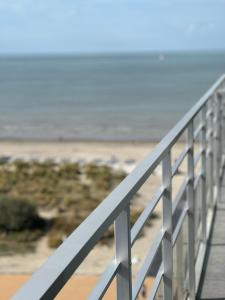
<box><xmin>0</xmin><ymin>51</ymin><xmax>225</xmax><ymax>141</ymax></box>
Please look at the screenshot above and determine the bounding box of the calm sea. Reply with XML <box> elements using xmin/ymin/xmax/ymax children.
<box><xmin>0</xmin><ymin>52</ymin><xmax>225</xmax><ymax>141</ymax></box>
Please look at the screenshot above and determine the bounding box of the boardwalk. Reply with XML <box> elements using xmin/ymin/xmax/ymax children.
<box><xmin>198</xmin><ymin>200</ymin><xmax>225</xmax><ymax>299</ymax></box>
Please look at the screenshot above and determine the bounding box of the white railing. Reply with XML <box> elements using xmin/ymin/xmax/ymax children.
<box><xmin>13</xmin><ymin>75</ymin><xmax>225</xmax><ymax>300</ymax></box>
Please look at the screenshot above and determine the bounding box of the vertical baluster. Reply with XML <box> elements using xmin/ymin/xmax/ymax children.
<box><xmin>201</xmin><ymin>105</ymin><xmax>207</xmax><ymax>243</ymax></box>
<box><xmin>115</xmin><ymin>207</ymin><xmax>132</xmax><ymax>300</ymax></box>
<box><xmin>209</xmin><ymin>99</ymin><xmax>214</xmax><ymax>206</ymax></box>
<box><xmin>222</xmin><ymin>102</ymin><xmax>225</xmax><ymax>158</ymax></box>
<box><xmin>187</xmin><ymin>121</ymin><xmax>195</xmax><ymax>299</ymax></box>
<box><xmin>219</xmin><ymin>95</ymin><xmax>223</xmax><ymax>173</ymax></box>
<box><xmin>215</xmin><ymin>92</ymin><xmax>222</xmax><ymax>202</ymax></box>
<box><xmin>213</xmin><ymin>95</ymin><xmax>217</xmax><ymax>203</ymax></box>
<box><xmin>221</xmin><ymin>83</ymin><xmax>225</xmax><ymax>203</ymax></box>
<box><xmin>222</xmin><ymin>101</ymin><xmax>225</xmax><ymax>200</ymax></box>
<box><xmin>205</xmin><ymin>104</ymin><xmax>210</xmax><ymax>211</ymax></box>
<box><xmin>218</xmin><ymin>92</ymin><xmax>224</xmax><ymax>202</ymax></box>
<box><xmin>162</xmin><ymin>151</ymin><xmax>173</xmax><ymax>300</ymax></box>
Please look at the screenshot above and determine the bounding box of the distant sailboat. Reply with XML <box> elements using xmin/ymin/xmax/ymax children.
<box><xmin>158</xmin><ymin>54</ymin><xmax>165</xmax><ymax>61</ymax></box>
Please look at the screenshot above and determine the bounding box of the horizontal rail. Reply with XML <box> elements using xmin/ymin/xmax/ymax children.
<box><xmin>132</xmin><ymin>231</ymin><xmax>163</xmax><ymax>299</ymax></box>
<box><xmin>172</xmin><ymin>146</ymin><xmax>189</xmax><ymax>177</ymax></box>
<box><xmin>87</xmin><ymin>261</ymin><xmax>120</xmax><ymax>300</ymax></box>
<box><xmin>194</xmin><ymin>173</ymin><xmax>202</xmax><ymax>190</ymax></box>
<box><xmin>220</xmin><ymin>165</ymin><xmax>225</xmax><ymax>180</ymax></box>
<box><xmin>172</xmin><ymin>206</ymin><xmax>188</xmax><ymax>246</ymax></box>
<box><xmin>206</xmin><ymin>129</ymin><xmax>213</xmax><ymax>141</ymax></box>
<box><xmin>13</xmin><ymin>74</ymin><xmax>225</xmax><ymax>300</ymax></box>
<box><xmin>147</xmin><ymin>264</ymin><xmax>163</xmax><ymax>300</ymax></box>
<box><xmin>131</xmin><ymin>187</ymin><xmax>164</xmax><ymax>245</ymax></box>
<box><xmin>194</xmin><ymin>149</ymin><xmax>204</xmax><ymax>166</ymax></box>
<box><xmin>172</xmin><ymin>177</ymin><xmax>188</xmax><ymax>215</ymax></box>
<box><xmin>194</xmin><ymin>123</ymin><xmax>204</xmax><ymax>140</ymax></box>
<box><xmin>206</xmin><ymin>148</ymin><xmax>212</xmax><ymax>158</ymax></box>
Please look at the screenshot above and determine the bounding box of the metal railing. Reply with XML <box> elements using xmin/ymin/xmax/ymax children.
<box><xmin>13</xmin><ymin>75</ymin><xmax>225</xmax><ymax>300</ymax></box>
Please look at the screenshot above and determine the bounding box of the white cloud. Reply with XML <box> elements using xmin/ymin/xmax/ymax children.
<box><xmin>0</xmin><ymin>0</ymin><xmax>28</xmax><ymax>12</ymax></box>
<box><xmin>186</xmin><ymin>21</ymin><xmax>215</xmax><ymax>36</ymax></box>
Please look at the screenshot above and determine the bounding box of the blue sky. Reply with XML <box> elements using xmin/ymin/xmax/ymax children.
<box><xmin>0</xmin><ymin>0</ymin><xmax>225</xmax><ymax>54</ymax></box>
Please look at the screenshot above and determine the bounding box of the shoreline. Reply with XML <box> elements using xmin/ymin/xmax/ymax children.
<box><xmin>0</xmin><ymin>140</ymin><xmax>186</xmax><ymax>165</ymax></box>
<box><xmin>0</xmin><ymin>138</ymin><xmax>164</xmax><ymax>144</ymax></box>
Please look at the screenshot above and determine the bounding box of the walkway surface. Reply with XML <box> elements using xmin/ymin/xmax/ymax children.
<box><xmin>198</xmin><ymin>202</ymin><xmax>225</xmax><ymax>300</ymax></box>
<box><xmin>0</xmin><ymin>275</ymin><xmax>153</xmax><ymax>300</ymax></box>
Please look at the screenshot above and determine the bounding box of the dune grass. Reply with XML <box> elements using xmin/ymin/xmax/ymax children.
<box><xmin>0</xmin><ymin>159</ymin><xmax>157</xmax><ymax>252</ymax></box>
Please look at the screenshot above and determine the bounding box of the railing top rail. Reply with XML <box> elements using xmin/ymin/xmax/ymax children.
<box><xmin>13</xmin><ymin>74</ymin><xmax>225</xmax><ymax>300</ymax></box>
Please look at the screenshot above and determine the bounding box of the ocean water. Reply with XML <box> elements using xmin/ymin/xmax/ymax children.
<box><xmin>0</xmin><ymin>52</ymin><xmax>225</xmax><ymax>141</ymax></box>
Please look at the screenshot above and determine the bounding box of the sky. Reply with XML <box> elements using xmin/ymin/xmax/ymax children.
<box><xmin>0</xmin><ymin>0</ymin><xmax>225</xmax><ymax>54</ymax></box>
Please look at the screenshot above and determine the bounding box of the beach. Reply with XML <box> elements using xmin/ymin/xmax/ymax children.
<box><xmin>0</xmin><ymin>140</ymin><xmax>187</xmax><ymax>277</ymax></box>
<box><xmin>0</xmin><ymin>140</ymin><xmax>158</xmax><ymax>163</ymax></box>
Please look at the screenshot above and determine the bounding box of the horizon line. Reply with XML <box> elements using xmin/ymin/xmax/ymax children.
<box><xmin>0</xmin><ymin>48</ymin><xmax>225</xmax><ymax>58</ymax></box>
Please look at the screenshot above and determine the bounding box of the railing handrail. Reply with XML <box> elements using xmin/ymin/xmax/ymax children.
<box><xmin>13</xmin><ymin>74</ymin><xmax>225</xmax><ymax>300</ymax></box>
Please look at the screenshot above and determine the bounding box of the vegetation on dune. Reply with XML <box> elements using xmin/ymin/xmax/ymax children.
<box><xmin>0</xmin><ymin>195</ymin><xmax>43</xmax><ymax>231</ymax></box>
<box><xmin>0</xmin><ymin>195</ymin><xmax>45</xmax><ymax>254</ymax></box>
<box><xmin>0</xmin><ymin>159</ymin><xmax>158</xmax><ymax>252</ymax></box>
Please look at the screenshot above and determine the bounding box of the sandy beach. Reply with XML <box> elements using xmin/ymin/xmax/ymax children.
<box><xmin>0</xmin><ymin>140</ymin><xmax>187</xmax><ymax>180</ymax></box>
<box><xmin>0</xmin><ymin>140</ymin><xmax>188</xmax><ymax>299</ymax></box>
<box><xmin>0</xmin><ymin>140</ymin><xmax>160</xmax><ymax>164</ymax></box>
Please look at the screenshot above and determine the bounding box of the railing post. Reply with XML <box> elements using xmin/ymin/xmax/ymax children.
<box><xmin>208</xmin><ymin>99</ymin><xmax>214</xmax><ymax>207</ymax></box>
<box><xmin>222</xmin><ymin>102</ymin><xmax>225</xmax><ymax>156</ymax></box>
<box><xmin>201</xmin><ymin>105</ymin><xmax>207</xmax><ymax>243</ymax></box>
<box><xmin>162</xmin><ymin>151</ymin><xmax>173</xmax><ymax>300</ymax></box>
<box><xmin>187</xmin><ymin>121</ymin><xmax>196</xmax><ymax>299</ymax></box>
<box><xmin>222</xmin><ymin>101</ymin><xmax>225</xmax><ymax>202</ymax></box>
<box><xmin>115</xmin><ymin>207</ymin><xmax>132</xmax><ymax>300</ymax></box>
<box><xmin>214</xmin><ymin>92</ymin><xmax>222</xmax><ymax>202</ymax></box>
